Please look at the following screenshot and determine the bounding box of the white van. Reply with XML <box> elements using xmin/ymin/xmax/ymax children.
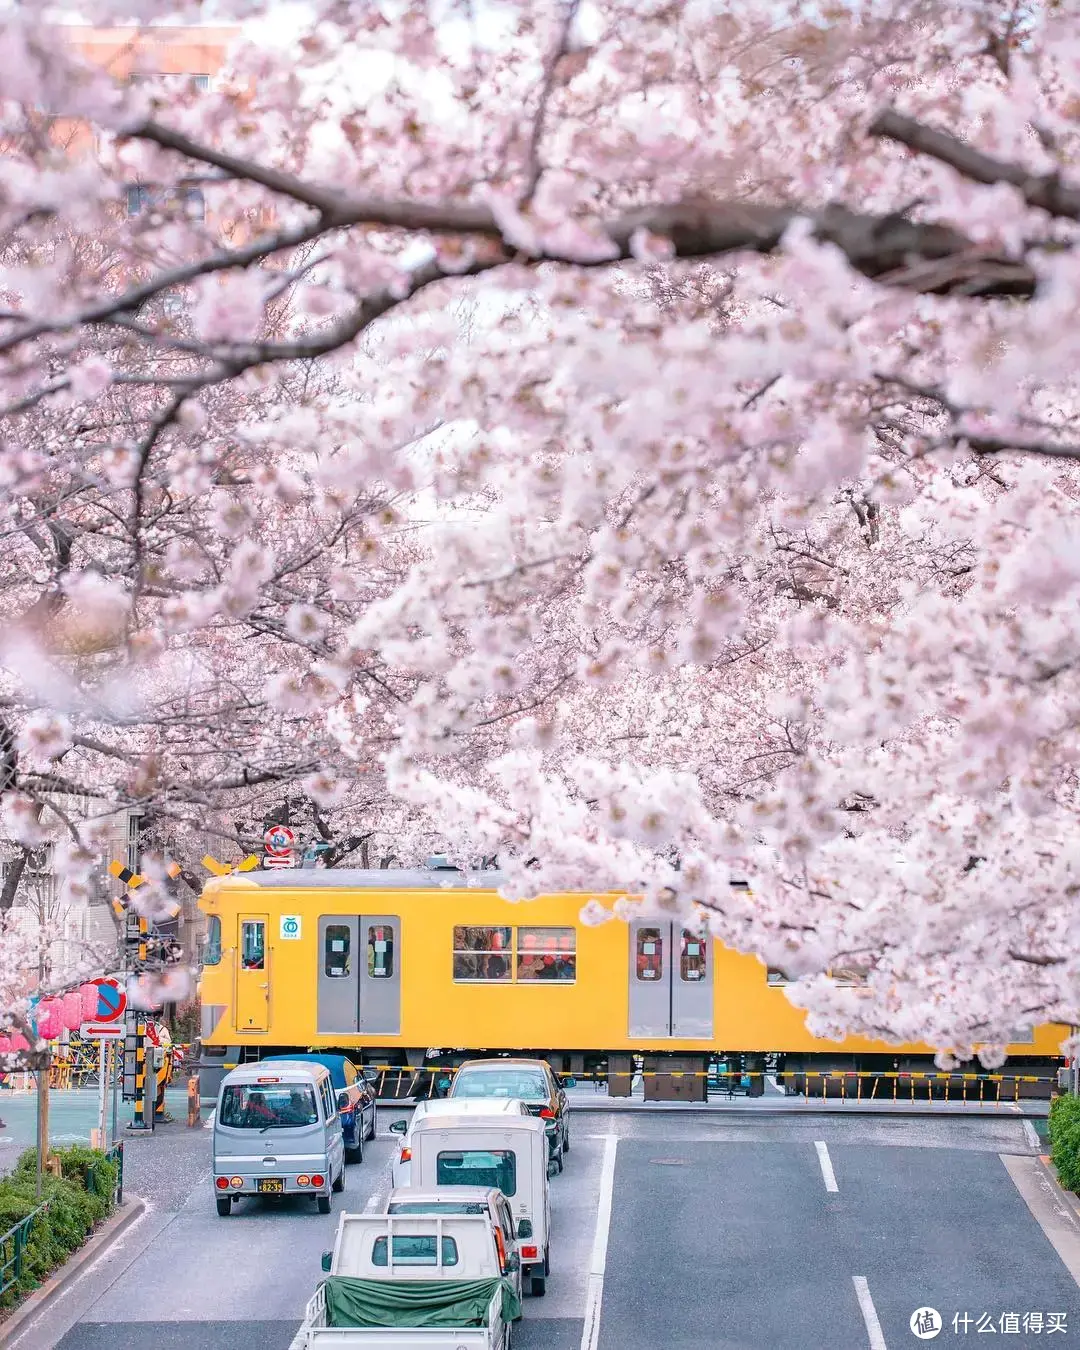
<box><xmin>408</xmin><ymin>1113</ymin><xmax>551</xmax><ymax>1295</ymax></box>
<box><xmin>213</xmin><ymin>1061</ymin><xmax>346</xmax><ymax>1216</ymax></box>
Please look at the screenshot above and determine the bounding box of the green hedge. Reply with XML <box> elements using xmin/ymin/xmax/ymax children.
<box><xmin>0</xmin><ymin>1146</ymin><xmax>116</xmax><ymax>1307</ymax></box>
<box><xmin>1049</xmin><ymin>1094</ymin><xmax>1080</xmax><ymax>1192</ymax></box>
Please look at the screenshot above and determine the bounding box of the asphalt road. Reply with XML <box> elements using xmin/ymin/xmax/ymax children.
<box><xmin>10</xmin><ymin>1110</ymin><xmax>1080</xmax><ymax>1350</ymax></box>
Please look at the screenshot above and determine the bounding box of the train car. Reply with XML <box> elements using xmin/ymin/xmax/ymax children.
<box><xmin>196</xmin><ymin>866</ymin><xmax>1065</xmax><ymax>1101</ymax></box>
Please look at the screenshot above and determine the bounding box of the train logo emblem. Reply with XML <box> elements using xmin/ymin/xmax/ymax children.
<box><xmin>280</xmin><ymin>914</ymin><xmax>302</xmax><ymax>940</ymax></box>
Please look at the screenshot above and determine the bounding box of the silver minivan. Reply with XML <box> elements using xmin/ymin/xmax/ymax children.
<box><xmin>212</xmin><ymin>1060</ymin><xmax>346</xmax><ymax>1216</ymax></box>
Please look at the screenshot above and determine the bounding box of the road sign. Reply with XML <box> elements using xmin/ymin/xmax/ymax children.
<box><xmin>81</xmin><ymin>1022</ymin><xmax>125</xmax><ymax>1039</ymax></box>
<box><xmin>264</xmin><ymin>825</ymin><xmax>295</xmax><ymax>852</ymax></box>
<box><xmin>90</xmin><ymin>977</ymin><xmax>127</xmax><ymax>1023</ymax></box>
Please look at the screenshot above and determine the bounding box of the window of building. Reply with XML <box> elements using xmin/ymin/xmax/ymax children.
<box><xmin>452</xmin><ymin>926</ymin><xmax>511</xmax><ymax>982</ymax></box>
<box><xmin>240</xmin><ymin>920</ymin><xmax>265</xmax><ymax>971</ymax></box>
<box><xmin>368</xmin><ymin>925</ymin><xmax>393</xmax><ymax>979</ymax></box>
<box><xmin>203</xmin><ymin>915</ymin><xmax>222</xmax><ymax>966</ymax></box>
<box><xmin>372</xmin><ymin>1236</ymin><xmax>458</xmax><ymax>1267</ymax></box>
<box><xmin>635</xmin><ymin>927</ymin><xmax>663</xmax><ymax>982</ymax></box>
<box><xmin>436</xmin><ymin>1149</ymin><xmax>516</xmax><ymax>1197</ymax></box>
<box><xmin>766</xmin><ymin>969</ymin><xmax>788</xmax><ymax>986</ymax></box>
<box><xmin>325</xmin><ymin>924</ymin><xmax>351</xmax><ymax>978</ymax></box>
<box><xmin>516</xmin><ymin>927</ymin><xmax>575</xmax><ymax>982</ymax></box>
<box><xmin>680</xmin><ymin>931</ymin><xmax>707</xmax><ymax>982</ymax></box>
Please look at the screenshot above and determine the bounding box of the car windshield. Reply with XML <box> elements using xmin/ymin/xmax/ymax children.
<box><xmin>220</xmin><ymin>1083</ymin><xmax>318</xmax><ymax>1129</ymax></box>
<box><xmin>452</xmin><ymin>1070</ymin><xmax>547</xmax><ymax>1100</ymax></box>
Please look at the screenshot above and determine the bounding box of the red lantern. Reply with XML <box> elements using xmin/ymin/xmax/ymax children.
<box><xmin>10</xmin><ymin>1033</ymin><xmax>29</xmax><ymax>1052</ymax></box>
<box><xmin>80</xmin><ymin>983</ymin><xmax>99</xmax><ymax>1020</ymax></box>
<box><xmin>36</xmin><ymin>1000</ymin><xmax>61</xmax><ymax>1040</ymax></box>
<box><xmin>0</xmin><ymin>1036</ymin><xmax>11</xmax><ymax>1055</ymax></box>
<box><xmin>62</xmin><ymin>991</ymin><xmax>82</xmax><ymax>1031</ymax></box>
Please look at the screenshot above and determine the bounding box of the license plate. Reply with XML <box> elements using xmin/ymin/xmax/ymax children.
<box><xmin>257</xmin><ymin>1178</ymin><xmax>284</xmax><ymax>1193</ymax></box>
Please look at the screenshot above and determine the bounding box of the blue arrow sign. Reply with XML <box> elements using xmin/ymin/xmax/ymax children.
<box><xmin>94</xmin><ymin>979</ymin><xmax>125</xmax><ymax>1022</ymax></box>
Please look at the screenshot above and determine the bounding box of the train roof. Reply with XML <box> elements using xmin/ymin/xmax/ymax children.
<box><xmin>209</xmin><ymin>868</ymin><xmax>509</xmax><ymax>889</ymax></box>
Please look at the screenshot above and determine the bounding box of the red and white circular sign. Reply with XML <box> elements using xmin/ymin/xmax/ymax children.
<box><xmin>264</xmin><ymin>825</ymin><xmax>295</xmax><ymax>854</ymax></box>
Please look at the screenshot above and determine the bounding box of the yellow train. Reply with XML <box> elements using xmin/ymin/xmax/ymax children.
<box><xmin>196</xmin><ymin>865</ymin><xmax>1064</xmax><ymax>1099</ymax></box>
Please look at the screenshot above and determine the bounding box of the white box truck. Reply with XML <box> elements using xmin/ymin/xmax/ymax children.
<box><xmin>407</xmin><ymin>1114</ymin><xmax>551</xmax><ymax>1296</ymax></box>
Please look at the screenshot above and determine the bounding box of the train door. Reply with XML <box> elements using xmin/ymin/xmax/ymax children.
<box><xmin>628</xmin><ymin>921</ymin><xmax>713</xmax><ymax>1039</ymax></box>
<box><xmin>317</xmin><ymin>915</ymin><xmax>401</xmax><ymax>1036</ymax></box>
<box><xmin>235</xmin><ymin>915</ymin><xmax>269</xmax><ymax>1032</ymax></box>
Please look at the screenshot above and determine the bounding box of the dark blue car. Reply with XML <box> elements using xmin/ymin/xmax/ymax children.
<box><xmin>260</xmin><ymin>1054</ymin><xmax>377</xmax><ymax>1162</ymax></box>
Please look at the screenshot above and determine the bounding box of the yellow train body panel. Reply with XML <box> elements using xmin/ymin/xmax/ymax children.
<box><xmin>197</xmin><ymin>872</ymin><xmax>1065</xmax><ymax>1065</ymax></box>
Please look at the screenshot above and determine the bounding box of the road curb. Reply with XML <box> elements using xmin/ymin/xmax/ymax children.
<box><xmin>0</xmin><ymin>1195</ymin><xmax>146</xmax><ymax>1345</ymax></box>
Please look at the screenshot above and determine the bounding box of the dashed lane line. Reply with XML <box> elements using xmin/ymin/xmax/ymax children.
<box><xmin>815</xmin><ymin>1140</ymin><xmax>839</xmax><ymax>1192</ymax></box>
<box><xmin>580</xmin><ymin>1134</ymin><xmax>617</xmax><ymax>1350</ymax></box>
<box><xmin>852</xmin><ymin>1275</ymin><xmax>888</xmax><ymax>1350</ymax></box>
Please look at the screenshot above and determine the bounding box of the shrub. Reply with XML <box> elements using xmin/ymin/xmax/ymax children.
<box><xmin>1049</xmin><ymin>1092</ymin><xmax>1080</xmax><ymax>1146</ymax></box>
<box><xmin>0</xmin><ymin>1145</ymin><xmax>116</xmax><ymax>1308</ymax></box>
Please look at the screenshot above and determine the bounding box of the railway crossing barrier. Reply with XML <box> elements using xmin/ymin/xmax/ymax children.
<box><xmin>359</xmin><ymin>1063</ymin><xmax>1057</xmax><ymax>1105</ymax></box>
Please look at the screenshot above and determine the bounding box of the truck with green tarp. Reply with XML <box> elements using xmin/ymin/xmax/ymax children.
<box><xmin>289</xmin><ymin>1213</ymin><xmax>522</xmax><ymax>1350</ymax></box>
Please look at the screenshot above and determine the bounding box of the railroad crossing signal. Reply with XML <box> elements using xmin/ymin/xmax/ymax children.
<box><xmin>108</xmin><ymin>859</ymin><xmax>181</xmax><ymax>920</ymax></box>
<box><xmin>202</xmin><ymin>854</ymin><xmax>260</xmax><ymax>876</ymax></box>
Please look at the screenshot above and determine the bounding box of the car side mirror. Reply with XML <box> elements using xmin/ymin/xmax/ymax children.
<box><xmin>321</xmin><ymin>1251</ymin><xmax>332</xmax><ymax>1272</ymax></box>
<box><xmin>337</xmin><ymin>1091</ymin><xmax>350</xmax><ymax>1111</ymax></box>
<box><xmin>562</xmin><ymin>1077</ymin><xmax>576</xmax><ymax>1088</ymax></box>
<box><xmin>389</xmin><ymin>1119</ymin><xmax>408</xmax><ymax>1135</ymax></box>
<box><xmin>505</xmin><ymin>1252</ymin><xmax>520</xmax><ymax>1274</ymax></box>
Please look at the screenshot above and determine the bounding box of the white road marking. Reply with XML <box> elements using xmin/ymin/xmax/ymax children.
<box><xmin>580</xmin><ymin>1133</ymin><xmax>617</xmax><ymax>1350</ymax></box>
<box><xmin>852</xmin><ymin>1275</ymin><xmax>888</xmax><ymax>1350</ymax></box>
<box><xmin>363</xmin><ymin>1191</ymin><xmax>383</xmax><ymax>1213</ymax></box>
<box><xmin>815</xmin><ymin>1140</ymin><xmax>838</xmax><ymax>1192</ymax></box>
<box><xmin>1023</xmin><ymin>1120</ymin><xmax>1040</xmax><ymax>1151</ymax></box>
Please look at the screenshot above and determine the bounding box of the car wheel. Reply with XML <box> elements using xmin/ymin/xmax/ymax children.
<box><xmin>216</xmin><ymin>1196</ymin><xmax>231</xmax><ymax>1217</ymax></box>
<box><xmin>333</xmin><ymin>1165</ymin><xmax>345</xmax><ymax>1193</ymax></box>
<box><xmin>530</xmin><ymin>1274</ymin><xmax>546</xmax><ymax>1297</ymax></box>
<box><xmin>346</xmin><ymin>1134</ymin><xmax>364</xmax><ymax>1165</ymax></box>
<box><xmin>318</xmin><ymin>1193</ymin><xmax>332</xmax><ymax>1215</ymax></box>
<box><xmin>562</xmin><ymin>1122</ymin><xmax>570</xmax><ymax>1153</ymax></box>
<box><xmin>544</xmin><ymin>1245</ymin><xmax>550</xmax><ymax>1276</ymax></box>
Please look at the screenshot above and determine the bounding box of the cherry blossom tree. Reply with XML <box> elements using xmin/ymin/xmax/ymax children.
<box><xmin>2</xmin><ymin>0</ymin><xmax>1080</xmax><ymax>1066</ymax></box>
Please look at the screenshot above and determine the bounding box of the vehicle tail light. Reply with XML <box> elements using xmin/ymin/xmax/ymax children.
<box><xmin>297</xmin><ymin>1175</ymin><xmax>310</xmax><ymax>1186</ymax></box>
<box><xmin>311</xmin><ymin>1174</ymin><xmax>325</xmax><ymax>1188</ymax></box>
<box><xmin>400</xmin><ymin>1148</ymin><xmax>412</xmax><ymax>1162</ymax></box>
<box><xmin>538</xmin><ymin>1108</ymin><xmax>555</xmax><ymax>1119</ymax></box>
<box><xmin>230</xmin><ymin>1176</ymin><xmax>243</xmax><ymax>1188</ymax></box>
<box><xmin>521</xmin><ymin>1245</ymin><xmax>539</xmax><ymax>1260</ymax></box>
<box><xmin>215</xmin><ymin>1177</ymin><xmax>229</xmax><ymax>1190</ymax></box>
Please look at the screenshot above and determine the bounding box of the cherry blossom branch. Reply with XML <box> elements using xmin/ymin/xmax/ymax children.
<box><xmin>869</xmin><ymin>108</ymin><xmax>1080</xmax><ymax>221</ymax></box>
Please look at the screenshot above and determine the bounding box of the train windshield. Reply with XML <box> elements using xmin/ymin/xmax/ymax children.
<box><xmin>220</xmin><ymin>1083</ymin><xmax>318</xmax><ymax>1129</ymax></box>
<box><xmin>451</xmin><ymin>1069</ymin><xmax>548</xmax><ymax>1101</ymax></box>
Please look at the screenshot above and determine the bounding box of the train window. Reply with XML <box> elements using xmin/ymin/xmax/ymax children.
<box><xmin>203</xmin><ymin>915</ymin><xmax>221</xmax><ymax>966</ymax></box>
<box><xmin>766</xmin><ymin>968</ymin><xmax>789</xmax><ymax>986</ymax></box>
<box><xmin>325</xmin><ymin>924</ymin><xmax>351</xmax><ymax>978</ymax></box>
<box><xmin>240</xmin><ymin>921</ymin><xmax>265</xmax><ymax>971</ymax></box>
<box><xmin>680</xmin><ymin>931</ymin><xmax>707</xmax><ymax>982</ymax></box>
<box><xmin>516</xmin><ymin>927</ymin><xmax>576</xmax><ymax>982</ymax></box>
<box><xmin>452</xmin><ymin>926</ymin><xmax>511</xmax><ymax>982</ymax></box>
<box><xmin>635</xmin><ymin>927</ymin><xmax>663</xmax><ymax>981</ymax></box>
<box><xmin>368</xmin><ymin>925</ymin><xmax>394</xmax><ymax>979</ymax></box>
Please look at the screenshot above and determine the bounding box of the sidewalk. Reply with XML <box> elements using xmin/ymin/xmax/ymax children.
<box><xmin>0</xmin><ymin>1086</ymin><xmax>192</xmax><ymax>1176</ymax></box>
